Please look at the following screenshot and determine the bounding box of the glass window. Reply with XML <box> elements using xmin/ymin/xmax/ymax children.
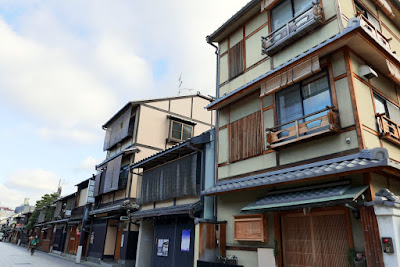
<box><xmin>355</xmin><ymin>1</ymin><xmax>381</xmax><ymax>31</ymax></box>
<box><xmin>171</xmin><ymin>121</ymin><xmax>183</xmax><ymax>140</ymax></box>
<box><xmin>271</xmin><ymin>0</ymin><xmax>313</xmax><ymax>31</ymax></box>
<box><xmin>277</xmin><ymin>84</ymin><xmax>303</xmax><ymax>125</ymax></box>
<box><xmin>374</xmin><ymin>94</ymin><xmax>387</xmax><ymax>115</ymax></box>
<box><xmin>293</xmin><ymin>0</ymin><xmax>313</xmax><ymax>16</ymax></box>
<box><xmin>276</xmin><ymin>71</ymin><xmax>331</xmax><ymax>129</ymax></box>
<box><xmin>170</xmin><ymin>121</ymin><xmax>193</xmax><ymax>141</ymax></box>
<box><xmin>271</xmin><ymin>0</ymin><xmax>292</xmax><ymax>31</ymax></box>
<box><xmin>302</xmin><ymin>73</ymin><xmax>331</xmax><ymax>120</ymax></box>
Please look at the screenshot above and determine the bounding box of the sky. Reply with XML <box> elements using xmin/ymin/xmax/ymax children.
<box><xmin>0</xmin><ymin>0</ymin><xmax>249</xmax><ymax>209</ymax></box>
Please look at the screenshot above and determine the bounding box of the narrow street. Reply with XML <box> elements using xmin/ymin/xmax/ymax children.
<box><xmin>0</xmin><ymin>241</ymin><xmax>89</xmax><ymax>267</ymax></box>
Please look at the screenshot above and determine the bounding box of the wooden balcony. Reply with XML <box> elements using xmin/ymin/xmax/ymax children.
<box><xmin>266</xmin><ymin>106</ymin><xmax>340</xmax><ymax>149</ymax></box>
<box><xmin>376</xmin><ymin>113</ymin><xmax>400</xmax><ymax>146</ymax></box>
<box><xmin>359</xmin><ymin>15</ymin><xmax>391</xmax><ymax>51</ymax></box>
<box><xmin>261</xmin><ymin>2</ymin><xmax>323</xmax><ymax>56</ymax></box>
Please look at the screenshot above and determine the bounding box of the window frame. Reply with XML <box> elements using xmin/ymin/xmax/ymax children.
<box><xmin>169</xmin><ymin>120</ymin><xmax>194</xmax><ymax>142</ymax></box>
<box><xmin>275</xmin><ymin>69</ymin><xmax>333</xmax><ymax>128</ymax></box>
<box><xmin>355</xmin><ymin>1</ymin><xmax>381</xmax><ymax>31</ymax></box>
<box><xmin>271</xmin><ymin>0</ymin><xmax>314</xmax><ymax>32</ymax></box>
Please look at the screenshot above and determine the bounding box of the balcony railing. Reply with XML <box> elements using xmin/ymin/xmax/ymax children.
<box><xmin>261</xmin><ymin>2</ymin><xmax>323</xmax><ymax>56</ymax></box>
<box><xmin>376</xmin><ymin>113</ymin><xmax>400</xmax><ymax>145</ymax></box>
<box><xmin>266</xmin><ymin>106</ymin><xmax>340</xmax><ymax>149</ymax></box>
<box><xmin>359</xmin><ymin>15</ymin><xmax>391</xmax><ymax>51</ymax></box>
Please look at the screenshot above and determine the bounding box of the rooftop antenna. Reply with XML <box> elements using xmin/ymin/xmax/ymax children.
<box><xmin>177</xmin><ymin>73</ymin><xmax>194</xmax><ymax>95</ymax></box>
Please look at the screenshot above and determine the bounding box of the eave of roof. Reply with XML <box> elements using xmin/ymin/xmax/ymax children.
<box><xmin>202</xmin><ymin>148</ymin><xmax>399</xmax><ymax>196</ymax></box>
<box><xmin>207</xmin><ymin>20</ymin><xmax>363</xmax><ymax>110</ymax></box>
<box><xmin>130</xmin><ymin>201</ymin><xmax>202</xmax><ymax>219</ymax></box>
<box><xmin>130</xmin><ymin>130</ymin><xmax>212</xmax><ymax>170</ymax></box>
<box><xmin>103</xmin><ymin>93</ymin><xmax>213</xmax><ymax>128</ymax></box>
<box><xmin>207</xmin><ymin>0</ymin><xmax>261</xmax><ymax>43</ymax></box>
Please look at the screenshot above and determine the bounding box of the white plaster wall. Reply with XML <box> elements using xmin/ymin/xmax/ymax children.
<box><xmin>374</xmin><ymin>206</ymin><xmax>400</xmax><ymax>266</ymax></box>
<box><xmin>135</xmin><ymin>220</ymin><xmax>154</xmax><ymax>267</ymax></box>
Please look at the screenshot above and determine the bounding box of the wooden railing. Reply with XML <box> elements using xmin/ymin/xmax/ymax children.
<box><xmin>266</xmin><ymin>106</ymin><xmax>340</xmax><ymax>149</ymax></box>
<box><xmin>261</xmin><ymin>2</ymin><xmax>323</xmax><ymax>56</ymax></box>
<box><xmin>359</xmin><ymin>15</ymin><xmax>391</xmax><ymax>51</ymax></box>
<box><xmin>376</xmin><ymin>113</ymin><xmax>400</xmax><ymax>145</ymax></box>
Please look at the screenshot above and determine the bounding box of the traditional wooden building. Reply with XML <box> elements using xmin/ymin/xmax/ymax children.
<box><xmin>88</xmin><ymin>94</ymin><xmax>214</xmax><ymax>266</ymax></box>
<box><xmin>131</xmin><ymin>130</ymin><xmax>215</xmax><ymax>267</ymax></box>
<box><xmin>204</xmin><ymin>0</ymin><xmax>400</xmax><ymax>266</ymax></box>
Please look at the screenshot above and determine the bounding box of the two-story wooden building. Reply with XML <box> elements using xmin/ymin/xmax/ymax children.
<box><xmin>131</xmin><ymin>130</ymin><xmax>215</xmax><ymax>267</ymax></box>
<box><xmin>204</xmin><ymin>0</ymin><xmax>400</xmax><ymax>266</ymax></box>
<box><xmin>87</xmin><ymin>94</ymin><xmax>214</xmax><ymax>266</ymax></box>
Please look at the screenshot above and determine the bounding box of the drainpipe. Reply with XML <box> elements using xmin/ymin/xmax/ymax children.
<box><xmin>206</xmin><ymin>36</ymin><xmax>219</xmax><ymax>220</ymax></box>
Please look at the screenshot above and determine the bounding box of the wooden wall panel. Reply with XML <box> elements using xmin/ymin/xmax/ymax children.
<box><xmin>229</xmin><ymin>111</ymin><xmax>262</xmax><ymax>162</ymax></box>
<box><xmin>360</xmin><ymin>206</ymin><xmax>384</xmax><ymax>267</ymax></box>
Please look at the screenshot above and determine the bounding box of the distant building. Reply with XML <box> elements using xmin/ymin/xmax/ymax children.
<box><xmin>14</xmin><ymin>198</ymin><xmax>35</xmax><ymax>214</ymax></box>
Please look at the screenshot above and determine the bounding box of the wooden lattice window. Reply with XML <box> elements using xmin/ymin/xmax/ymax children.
<box><xmin>228</xmin><ymin>40</ymin><xmax>244</xmax><ymax>80</ymax></box>
<box><xmin>234</xmin><ymin>214</ymin><xmax>268</xmax><ymax>242</ymax></box>
<box><xmin>229</xmin><ymin>111</ymin><xmax>262</xmax><ymax>162</ymax></box>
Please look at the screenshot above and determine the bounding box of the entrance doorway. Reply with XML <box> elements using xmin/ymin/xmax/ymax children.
<box><xmin>281</xmin><ymin>209</ymin><xmax>352</xmax><ymax>267</ymax></box>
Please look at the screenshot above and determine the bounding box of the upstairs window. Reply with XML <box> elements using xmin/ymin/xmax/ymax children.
<box><xmin>276</xmin><ymin>71</ymin><xmax>332</xmax><ymax>128</ymax></box>
<box><xmin>228</xmin><ymin>40</ymin><xmax>244</xmax><ymax>80</ymax></box>
<box><xmin>271</xmin><ymin>0</ymin><xmax>313</xmax><ymax>31</ymax></box>
<box><xmin>355</xmin><ymin>1</ymin><xmax>381</xmax><ymax>31</ymax></box>
<box><xmin>374</xmin><ymin>93</ymin><xmax>400</xmax><ymax>124</ymax></box>
<box><xmin>170</xmin><ymin>120</ymin><xmax>193</xmax><ymax>142</ymax></box>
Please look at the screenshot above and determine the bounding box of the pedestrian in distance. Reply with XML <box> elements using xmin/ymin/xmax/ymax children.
<box><xmin>30</xmin><ymin>235</ymin><xmax>39</xmax><ymax>255</ymax></box>
<box><xmin>27</xmin><ymin>235</ymin><xmax>34</xmax><ymax>251</ymax></box>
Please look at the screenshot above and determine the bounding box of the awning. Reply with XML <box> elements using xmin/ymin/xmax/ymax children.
<box><xmin>89</xmin><ymin>202</ymin><xmax>139</xmax><ymax>216</ymax></box>
<box><xmin>130</xmin><ymin>202</ymin><xmax>203</xmax><ymax>219</ymax></box>
<box><xmin>242</xmin><ymin>182</ymin><xmax>368</xmax><ymax>212</ymax></box>
<box><xmin>96</xmin><ymin>145</ymin><xmax>139</xmax><ymax>169</ymax></box>
<box><xmin>202</xmin><ymin>148</ymin><xmax>400</xmax><ymax>196</ymax></box>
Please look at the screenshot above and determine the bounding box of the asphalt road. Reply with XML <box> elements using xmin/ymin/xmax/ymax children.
<box><xmin>0</xmin><ymin>241</ymin><xmax>88</xmax><ymax>267</ymax></box>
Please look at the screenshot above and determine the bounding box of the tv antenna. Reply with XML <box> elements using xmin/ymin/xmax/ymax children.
<box><xmin>177</xmin><ymin>73</ymin><xmax>194</xmax><ymax>95</ymax></box>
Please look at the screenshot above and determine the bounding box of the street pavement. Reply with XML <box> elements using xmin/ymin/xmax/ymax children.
<box><xmin>0</xmin><ymin>241</ymin><xmax>91</xmax><ymax>267</ymax></box>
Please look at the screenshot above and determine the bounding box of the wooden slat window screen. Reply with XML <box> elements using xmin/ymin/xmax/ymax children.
<box><xmin>282</xmin><ymin>212</ymin><xmax>351</xmax><ymax>267</ymax></box>
<box><xmin>234</xmin><ymin>214</ymin><xmax>267</xmax><ymax>242</ymax></box>
<box><xmin>229</xmin><ymin>40</ymin><xmax>244</xmax><ymax>80</ymax></box>
<box><xmin>229</xmin><ymin>111</ymin><xmax>262</xmax><ymax>162</ymax></box>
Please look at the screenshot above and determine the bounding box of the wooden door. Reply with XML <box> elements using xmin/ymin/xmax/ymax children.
<box><xmin>67</xmin><ymin>226</ymin><xmax>77</xmax><ymax>254</ymax></box>
<box><xmin>114</xmin><ymin>228</ymin><xmax>124</xmax><ymax>261</ymax></box>
<box><xmin>282</xmin><ymin>210</ymin><xmax>351</xmax><ymax>267</ymax></box>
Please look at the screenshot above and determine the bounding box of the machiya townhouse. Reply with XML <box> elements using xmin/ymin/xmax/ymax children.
<box><xmin>200</xmin><ymin>0</ymin><xmax>400</xmax><ymax>266</ymax></box>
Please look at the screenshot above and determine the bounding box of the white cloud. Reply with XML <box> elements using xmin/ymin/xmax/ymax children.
<box><xmin>6</xmin><ymin>168</ymin><xmax>59</xmax><ymax>192</ymax></box>
<box><xmin>75</xmin><ymin>156</ymin><xmax>99</xmax><ymax>172</ymax></box>
<box><xmin>1</xmin><ymin>168</ymin><xmax>60</xmax><ymax>208</ymax></box>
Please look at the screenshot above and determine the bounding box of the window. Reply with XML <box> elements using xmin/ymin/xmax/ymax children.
<box><xmin>118</xmin><ymin>165</ymin><xmax>129</xmax><ymax>189</ymax></box>
<box><xmin>271</xmin><ymin>0</ymin><xmax>313</xmax><ymax>31</ymax></box>
<box><xmin>170</xmin><ymin>120</ymin><xmax>193</xmax><ymax>142</ymax></box>
<box><xmin>228</xmin><ymin>40</ymin><xmax>244</xmax><ymax>80</ymax></box>
<box><xmin>374</xmin><ymin>93</ymin><xmax>400</xmax><ymax>124</ymax></box>
<box><xmin>355</xmin><ymin>1</ymin><xmax>381</xmax><ymax>31</ymax></box>
<box><xmin>276</xmin><ymin>71</ymin><xmax>332</xmax><ymax>130</ymax></box>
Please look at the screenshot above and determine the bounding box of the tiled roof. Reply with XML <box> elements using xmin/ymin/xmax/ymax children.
<box><xmin>365</xmin><ymin>188</ymin><xmax>400</xmax><ymax>208</ymax></box>
<box><xmin>202</xmin><ymin>148</ymin><xmax>399</xmax><ymax>196</ymax></box>
<box><xmin>242</xmin><ymin>181</ymin><xmax>368</xmax><ymax>211</ymax></box>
